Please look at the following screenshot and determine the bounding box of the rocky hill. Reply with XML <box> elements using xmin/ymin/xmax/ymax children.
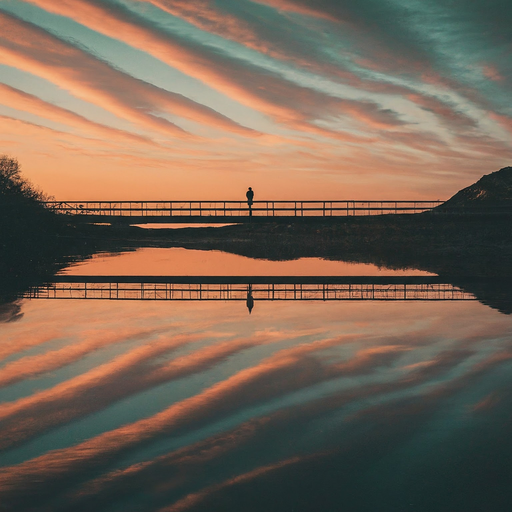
<box><xmin>438</xmin><ymin>166</ymin><xmax>512</xmax><ymax>211</ymax></box>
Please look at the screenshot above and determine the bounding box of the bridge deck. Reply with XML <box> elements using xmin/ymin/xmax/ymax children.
<box><xmin>45</xmin><ymin>200</ymin><xmax>443</xmax><ymax>223</ymax></box>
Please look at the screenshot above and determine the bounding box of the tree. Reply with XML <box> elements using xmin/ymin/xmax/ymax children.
<box><xmin>0</xmin><ymin>155</ymin><xmax>48</xmax><ymax>204</ymax></box>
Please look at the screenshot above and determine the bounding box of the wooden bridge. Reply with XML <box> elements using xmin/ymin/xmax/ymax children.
<box><xmin>23</xmin><ymin>275</ymin><xmax>475</xmax><ymax>302</ymax></box>
<box><xmin>44</xmin><ymin>200</ymin><xmax>444</xmax><ymax>223</ymax></box>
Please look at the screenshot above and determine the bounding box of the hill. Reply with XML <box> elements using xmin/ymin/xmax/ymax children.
<box><xmin>437</xmin><ymin>166</ymin><xmax>512</xmax><ymax>211</ymax></box>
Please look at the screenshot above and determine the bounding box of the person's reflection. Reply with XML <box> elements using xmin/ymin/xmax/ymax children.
<box><xmin>246</xmin><ymin>284</ymin><xmax>254</xmax><ymax>314</ymax></box>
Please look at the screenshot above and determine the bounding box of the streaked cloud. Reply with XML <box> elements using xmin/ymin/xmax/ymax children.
<box><xmin>0</xmin><ymin>0</ymin><xmax>510</xmax><ymax>198</ymax></box>
<box><xmin>0</xmin><ymin>82</ymin><xmax>157</xmax><ymax>145</ymax></box>
<box><xmin>0</xmin><ymin>11</ymin><xmax>257</xmax><ymax>138</ymax></box>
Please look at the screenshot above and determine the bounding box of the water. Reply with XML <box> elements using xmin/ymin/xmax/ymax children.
<box><xmin>1</xmin><ymin>249</ymin><xmax>512</xmax><ymax>511</ymax></box>
<box><xmin>58</xmin><ymin>247</ymin><xmax>435</xmax><ymax>276</ymax></box>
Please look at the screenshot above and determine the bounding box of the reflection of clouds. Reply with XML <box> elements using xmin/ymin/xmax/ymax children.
<box><xmin>0</xmin><ymin>325</ymin><xmax>174</xmax><ymax>389</ymax></box>
<box><xmin>44</xmin><ymin>346</ymin><xmax>512</xmax><ymax>511</ymax></box>
<box><xmin>0</xmin><ymin>328</ymin><xmax>320</xmax><ymax>450</ymax></box>
<box><xmin>0</xmin><ymin>301</ymin><xmax>512</xmax><ymax>510</ymax></box>
<box><xmin>0</xmin><ymin>331</ymin><xmax>351</xmax><ymax>469</ymax></box>
<box><xmin>163</xmin><ymin>455</ymin><xmax>305</xmax><ymax>512</ymax></box>
<box><xmin>0</xmin><ymin>333</ymin><xmax>201</xmax><ymax>448</ymax></box>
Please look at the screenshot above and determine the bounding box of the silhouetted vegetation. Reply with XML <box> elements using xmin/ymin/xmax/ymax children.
<box><xmin>0</xmin><ymin>155</ymin><xmax>82</xmax><ymax>299</ymax></box>
<box><xmin>0</xmin><ymin>155</ymin><xmax>48</xmax><ymax>201</ymax></box>
<box><xmin>1</xmin><ymin>154</ymin><xmax>56</xmax><ymax>233</ymax></box>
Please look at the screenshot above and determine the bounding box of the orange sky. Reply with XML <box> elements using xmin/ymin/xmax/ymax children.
<box><xmin>0</xmin><ymin>1</ymin><xmax>511</xmax><ymax>200</ymax></box>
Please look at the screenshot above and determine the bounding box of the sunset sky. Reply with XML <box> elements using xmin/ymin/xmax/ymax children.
<box><xmin>0</xmin><ymin>0</ymin><xmax>510</xmax><ymax>200</ymax></box>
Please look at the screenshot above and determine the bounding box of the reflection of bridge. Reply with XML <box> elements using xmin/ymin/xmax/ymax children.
<box><xmin>23</xmin><ymin>276</ymin><xmax>475</xmax><ymax>302</ymax></box>
<box><xmin>44</xmin><ymin>200</ymin><xmax>443</xmax><ymax>223</ymax></box>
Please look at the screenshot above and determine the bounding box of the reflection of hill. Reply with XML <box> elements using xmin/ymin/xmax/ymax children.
<box><xmin>453</xmin><ymin>279</ymin><xmax>512</xmax><ymax>315</ymax></box>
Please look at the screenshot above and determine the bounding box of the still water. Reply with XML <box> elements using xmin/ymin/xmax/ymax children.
<box><xmin>1</xmin><ymin>249</ymin><xmax>512</xmax><ymax>511</ymax></box>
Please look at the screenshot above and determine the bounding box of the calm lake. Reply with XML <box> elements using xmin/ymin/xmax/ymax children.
<box><xmin>1</xmin><ymin>248</ymin><xmax>512</xmax><ymax>511</ymax></box>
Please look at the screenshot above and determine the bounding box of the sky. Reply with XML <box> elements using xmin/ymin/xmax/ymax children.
<box><xmin>0</xmin><ymin>0</ymin><xmax>510</xmax><ymax>200</ymax></box>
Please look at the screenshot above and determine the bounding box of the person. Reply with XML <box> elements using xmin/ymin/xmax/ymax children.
<box><xmin>246</xmin><ymin>187</ymin><xmax>254</xmax><ymax>217</ymax></box>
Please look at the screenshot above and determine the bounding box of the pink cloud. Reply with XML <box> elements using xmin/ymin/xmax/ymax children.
<box><xmin>0</xmin><ymin>114</ymin><xmax>120</xmax><ymax>151</ymax></box>
<box><xmin>489</xmin><ymin>112</ymin><xmax>512</xmax><ymax>135</ymax></box>
<box><xmin>249</xmin><ymin>0</ymin><xmax>337</xmax><ymax>21</ymax></box>
<box><xmin>136</xmin><ymin>0</ymin><xmax>279</xmax><ymax>56</ymax></box>
<box><xmin>0</xmin><ymin>83</ymin><xmax>157</xmax><ymax>145</ymax></box>
<box><xmin>481</xmin><ymin>64</ymin><xmax>505</xmax><ymax>82</ymax></box>
<box><xmin>406</xmin><ymin>92</ymin><xmax>477</xmax><ymax>130</ymax></box>
<box><xmin>0</xmin><ymin>12</ymin><xmax>257</xmax><ymax>138</ymax></box>
<box><xmin>18</xmin><ymin>1</ymin><xmax>404</xmax><ymax>135</ymax></box>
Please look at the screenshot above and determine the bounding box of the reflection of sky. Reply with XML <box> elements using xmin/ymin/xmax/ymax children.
<box><xmin>1</xmin><ymin>297</ymin><xmax>512</xmax><ymax>510</ymax></box>
<box><xmin>59</xmin><ymin>247</ymin><xmax>436</xmax><ymax>276</ymax></box>
<box><xmin>0</xmin><ymin>0</ymin><xmax>511</xmax><ymax>200</ymax></box>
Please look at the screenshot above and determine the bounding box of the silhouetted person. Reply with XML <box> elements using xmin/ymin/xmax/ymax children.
<box><xmin>246</xmin><ymin>187</ymin><xmax>254</xmax><ymax>217</ymax></box>
<box><xmin>246</xmin><ymin>284</ymin><xmax>254</xmax><ymax>314</ymax></box>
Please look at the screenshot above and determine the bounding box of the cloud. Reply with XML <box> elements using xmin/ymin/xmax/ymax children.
<box><xmin>406</xmin><ymin>92</ymin><xmax>478</xmax><ymax>130</ymax></box>
<box><xmin>17</xmin><ymin>0</ymin><xmax>405</xmax><ymax>135</ymax></box>
<box><xmin>250</xmin><ymin>0</ymin><xmax>337</xmax><ymax>21</ymax></box>
<box><xmin>0</xmin><ymin>114</ymin><xmax>114</xmax><ymax>150</ymax></box>
<box><xmin>0</xmin><ymin>83</ymin><xmax>157</xmax><ymax>145</ymax></box>
<box><xmin>0</xmin><ymin>11</ymin><xmax>257</xmax><ymax>138</ymax></box>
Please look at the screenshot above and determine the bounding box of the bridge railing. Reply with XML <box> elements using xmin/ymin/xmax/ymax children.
<box><xmin>44</xmin><ymin>200</ymin><xmax>444</xmax><ymax>218</ymax></box>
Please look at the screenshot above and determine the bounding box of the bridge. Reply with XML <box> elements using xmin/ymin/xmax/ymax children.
<box><xmin>44</xmin><ymin>200</ymin><xmax>444</xmax><ymax>223</ymax></box>
<box><xmin>23</xmin><ymin>275</ymin><xmax>475</xmax><ymax>302</ymax></box>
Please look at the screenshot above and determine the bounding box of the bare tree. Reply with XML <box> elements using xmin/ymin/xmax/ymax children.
<box><xmin>0</xmin><ymin>155</ymin><xmax>49</xmax><ymax>203</ymax></box>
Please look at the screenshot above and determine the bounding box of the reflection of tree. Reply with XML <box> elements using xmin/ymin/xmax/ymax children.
<box><xmin>246</xmin><ymin>284</ymin><xmax>254</xmax><ymax>314</ymax></box>
<box><xmin>0</xmin><ymin>302</ymin><xmax>24</xmax><ymax>323</ymax></box>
